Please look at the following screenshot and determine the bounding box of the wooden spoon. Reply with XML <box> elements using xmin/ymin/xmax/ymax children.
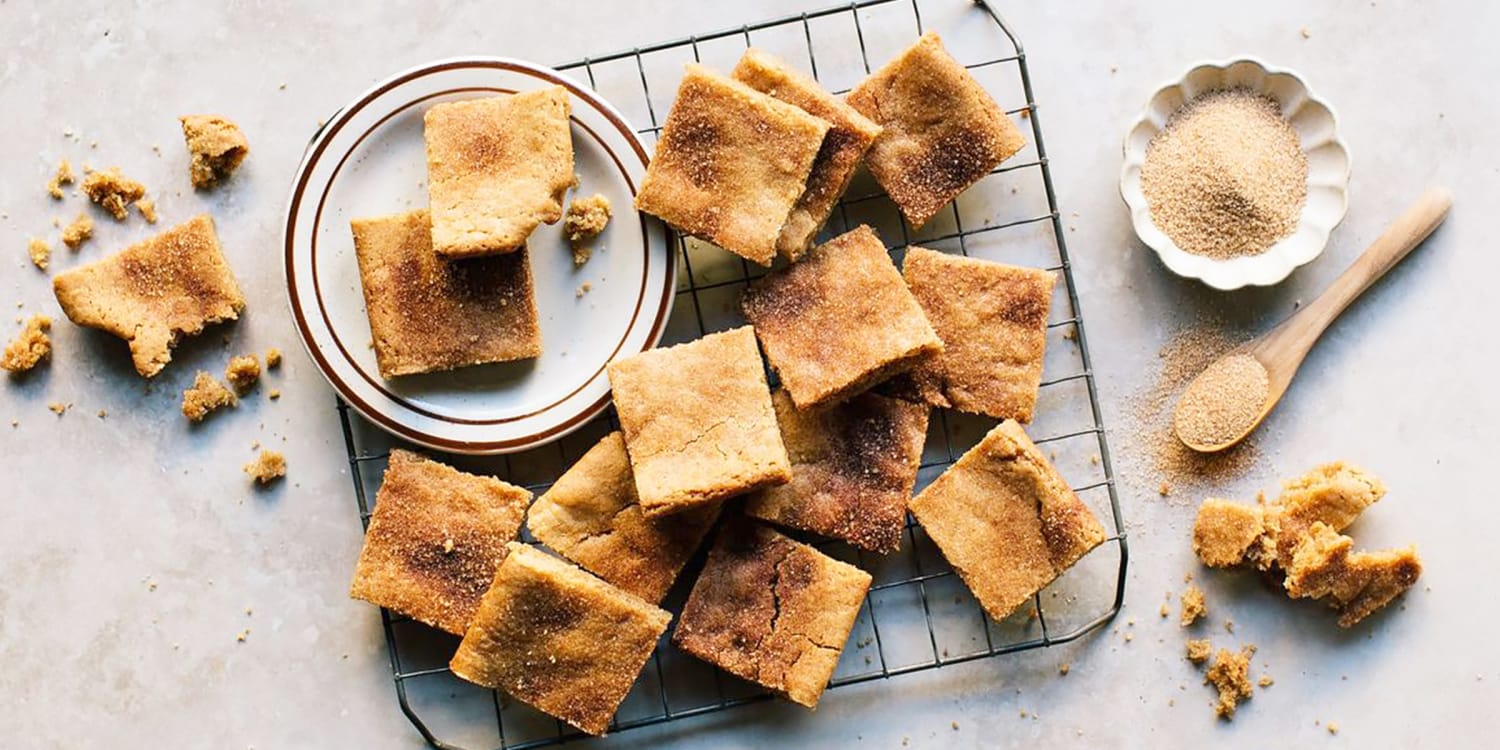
<box><xmin>1174</xmin><ymin>186</ymin><xmax>1453</xmax><ymax>453</ymax></box>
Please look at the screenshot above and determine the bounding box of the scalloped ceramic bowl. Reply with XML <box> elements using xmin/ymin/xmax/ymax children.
<box><xmin>1120</xmin><ymin>58</ymin><xmax>1351</xmax><ymax>290</ymax></box>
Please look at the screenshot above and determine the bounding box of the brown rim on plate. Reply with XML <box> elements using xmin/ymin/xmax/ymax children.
<box><xmin>283</xmin><ymin>58</ymin><xmax>674</xmax><ymax>453</ymax></box>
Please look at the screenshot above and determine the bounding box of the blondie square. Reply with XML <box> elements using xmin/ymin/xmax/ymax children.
<box><xmin>351</xmin><ymin>209</ymin><xmax>541</xmax><ymax>378</ymax></box>
<box><xmin>744</xmin><ymin>390</ymin><xmax>928</xmax><ymax>554</ymax></box>
<box><xmin>527</xmin><ymin>431</ymin><xmax>722</xmax><ymax>604</ymax></box>
<box><xmin>672</xmin><ymin>520</ymin><xmax>871</xmax><ymax>708</ymax></box>
<box><xmin>607</xmin><ymin>326</ymin><xmax>791</xmax><ymax>517</ymax></box>
<box><xmin>349</xmin><ymin>450</ymin><xmax>532</xmax><ymax>635</ymax></box>
<box><xmin>741</xmin><ymin>226</ymin><xmax>941</xmax><ymax>408</ymax></box>
<box><xmin>634</xmin><ymin>64</ymin><xmax>830</xmax><ymax>266</ymax></box>
<box><xmin>424</xmin><ymin>87</ymin><xmax>574</xmax><ymax>258</ymax></box>
<box><xmin>846</xmin><ymin>32</ymin><xmax>1026</xmax><ymax>228</ymax></box>
<box><xmin>731</xmin><ymin>48</ymin><xmax>882</xmax><ymax>261</ymax></box>
<box><xmin>450</xmin><ymin>543</ymin><xmax>671</xmax><ymax>736</ymax></box>
<box><xmin>898</xmin><ymin>247</ymin><xmax>1055</xmax><ymax>422</ymax></box>
<box><xmin>52</xmin><ymin>214</ymin><xmax>245</xmax><ymax>378</ymax></box>
<box><xmin>908</xmin><ymin>420</ymin><xmax>1106</xmax><ymax>621</ymax></box>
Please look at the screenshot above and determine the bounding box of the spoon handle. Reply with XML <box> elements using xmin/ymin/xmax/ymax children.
<box><xmin>1256</xmin><ymin>187</ymin><xmax>1453</xmax><ymax>364</ymax></box>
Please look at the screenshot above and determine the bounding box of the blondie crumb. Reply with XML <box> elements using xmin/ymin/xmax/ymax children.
<box><xmin>564</xmin><ymin>193</ymin><xmax>611</xmax><ymax>266</ymax></box>
<box><xmin>28</xmin><ymin>238</ymin><xmax>50</xmax><ymax>271</ymax></box>
<box><xmin>1180</xmin><ymin>584</ymin><xmax>1206</xmax><ymax>626</ymax></box>
<box><xmin>47</xmin><ymin>159</ymin><xmax>75</xmax><ymax>199</ymax></box>
<box><xmin>61</xmin><ymin>212</ymin><xmax>94</xmax><ymax>249</ymax></box>
<box><xmin>180</xmin><ymin>115</ymin><xmax>250</xmax><ymax>189</ymax></box>
<box><xmin>81</xmin><ymin>167</ymin><xmax>148</xmax><ymax>221</ymax></box>
<box><xmin>1185</xmin><ymin>638</ymin><xmax>1212</xmax><ymax>664</ymax></box>
<box><xmin>268</xmin><ymin>388</ymin><xmax>281</xmax><ymax>400</ymax></box>
<box><xmin>243</xmin><ymin>450</ymin><xmax>286</xmax><ymax>485</ymax></box>
<box><xmin>181</xmin><ymin>371</ymin><xmax>237</xmax><ymax>422</ymax></box>
<box><xmin>1258</xmin><ymin>675</ymin><xmax>1274</xmax><ymax>688</ymax></box>
<box><xmin>1058</xmin><ymin>663</ymin><xmax>1071</xmax><ymax>676</ymax></box>
<box><xmin>135</xmin><ymin>197</ymin><xmax>158</xmax><ymax>224</ymax></box>
<box><xmin>264</xmin><ymin>347</ymin><xmax>282</xmax><ymax>368</ymax></box>
<box><xmin>1</xmin><ymin>315</ymin><xmax>52</xmax><ymax>373</ymax></box>
<box><xmin>225</xmin><ymin>354</ymin><xmax>261</xmax><ymax>393</ymax></box>
<box><xmin>48</xmin><ymin>401</ymin><xmax>69</xmax><ymax>415</ymax></box>
<box><xmin>1205</xmin><ymin>645</ymin><xmax>1256</xmax><ymax>719</ymax></box>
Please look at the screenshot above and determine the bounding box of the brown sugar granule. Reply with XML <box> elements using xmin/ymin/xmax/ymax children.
<box><xmin>264</xmin><ymin>348</ymin><xmax>282</xmax><ymax>368</ymax></box>
<box><xmin>181</xmin><ymin>371</ymin><xmax>237</xmax><ymax>421</ymax></box>
<box><xmin>243</xmin><ymin>450</ymin><xmax>286</xmax><ymax>485</ymax></box>
<box><xmin>1204</xmin><ymin>644</ymin><xmax>1256</xmax><ymax>719</ymax></box>
<box><xmin>27</xmin><ymin>238</ymin><xmax>50</xmax><ymax>271</ymax></box>
<box><xmin>1180</xmin><ymin>584</ymin><xmax>1206</xmax><ymax>626</ymax></box>
<box><xmin>225</xmin><ymin>354</ymin><xmax>261</xmax><ymax>393</ymax></box>
<box><xmin>135</xmin><ymin>197</ymin><xmax>158</xmax><ymax>224</ymax></box>
<box><xmin>61</xmin><ymin>212</ymin><xmax>94</xmax><ymax>249</ymax></box>
<box><xmin>81</xmin><ymin>167</ymin><xmax>148</xmax><ymax>221</ymax></box>
<box><xmin>1140</xmin><ymin>89</ymin><xmax>1307</xmax><ymax>259</ymax></box>
<box><xmin>180</xmin><ymin>115</ymin><xmax>250</xmax><ymax>189</ymax></box>
<box><xmin>1173</xmin><ymin>353</ymin><xmax>1269</xmax><ymax>449</ymax></box>
<box><xmin>1185</xmin><ymin>638</ymin><xmax>1213</xmax><ymax>664</ymax></box>
<box><xmin>563</xmin><ymin>193</ymin><xmax>611</xmax><ymax>266</ymax></box>
<box><xmin>2</xmin><ymin>315</ymin><xmax>52</xmax><ymax>374</ymax></box>
<box><xmin>47</xmin><ymin>159</ymin><xmax>75</xmax><ymax>199</ymax></box>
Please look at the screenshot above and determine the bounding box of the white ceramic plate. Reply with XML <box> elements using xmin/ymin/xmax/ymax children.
<box><xmin>283</xmin><ymin>57</ymin><xmax>673</xmax><ymax>454</ymax></box>
<box><xmin>1120</xmin><ymin>58</ymin><xmax>1352</xmax><ymax>290</ymax></box>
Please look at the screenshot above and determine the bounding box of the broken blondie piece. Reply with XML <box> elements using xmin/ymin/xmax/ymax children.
<box><xmin>1267</xmin><ymin>462</ymin><xmax>1385</xmax><ymax>568</ymax></box>
<box><xmin>351</xmin><ymin>209</ymin><xmax>541</xmax><ymax>378</ymax></box>
<box><xmin>1283</xmin><ymin>522</ymin><xmax>1422</xmax><ymax>628</ymax></box>
<box><xmin>1185</xmin><ymin>638</ymin><xmax>1213</xmax><ymax>664</ymax></box>
<box><xmin>731</xmin><ymin>48</ymin><xmax>883</xmax><ymax>260</ymax></box>
<box><xmin>1192</xmin><ymin>498</ymin><xmax>1266</xmax><ymax>569</ymax></box>
<box><xmin>349</xmin><ymin>450</ymin><xmax>532</xmax><ymax>636</ymax></box>
<box><xmin>908</xmin><ymin>420</ymin><xmax>1106</xmax><ymax>621</ymax></box>
<box><xmin>47</xmin><ymin>159</ymin><xmax>74</xmax><ymax>199</ymax></box>
<box><xmin>180</xmin><ymin>115</ymin><xmax>250</xmax><ymax>189</ymax></box>
<box><xmin>744</xmin><ymin>390</ymin><xmax>928</xmax><ymax>554</ymax></box>
<box><xmin>607</xmin><ymin>326</ymin><xmax>791</xmax><ymax>517</ymax></box>
<box><xmin>897</xmin><ymin>247</ymin><xmax>1056</xmax><ymax>422</ymax></box>
<box><xmin>741</xmin><ymin>225</ymin><xmax>941</xmax><ymax>408</ymax></box>
<box><xmin>846</xmin><ymin>32</ymin><xmax>1026</xmax><ymax>228</ymax></box>
<box><xmin>449</xmin><ymin>543</ymin><xmax>670</xmax><ymax>736</ymax></box>
<box><xmin>53</xmin><ymin>214</ymin><xmax>245</xmax><ymax>377</ymax></box>
<box><xmin>225</xmin><ymin>354</ymin><xmax>261</xmax><ymax>394</ymax></box>
<box><xmin>27</xmin><ymin>238</ymin><xmax>50</xmax><ymax>271</ymax></box>
<box><xmin>1204</xmin><ymin>645</ymin><xmax>1256</xmax><ymax>719</ymax></box>
<box><xmin>563</xmin><ymin>193</ymin><xmax>611</xmax><ymax>266</ymax></box>
<box><xmin>635</xmin><ymin>64</ymin><xmax>831</xmax><ymax>266</ymax></box>
<box><xmin>1</xmin><ymin>315</ymin><xmax>52</xmax><ymax>374</ymax></box>
<box><xmin>526</xmin><ymin>431</ymin><xmax>721</xmax><ymax>604</ymax></box>
<box><xmin>61</xmin><ymin>212</ymin><xmax>94</xmax><ymax>250</ymax></box>
<box><xmin>424</xmin><ymin>88</ymin><xmax>574</xmax><ymax>258</ymax></box>
<box><xmin>672</xmin><ymin>520</ymin><xmax>872</xmax><ymax>708</ymax></box>
<box><xmin>181</xmin><ymin>371</ymin><xmax>237</xmax><ymax>422</ymax></box>
<box><xmin>243</xmin><ymin>450</ymin><xmax>286</xmax><ymax>485</ymax></box>
<box><xmin>81</xmin><ymin>167</ymin><xmax>147</xmax><ymax>221</ymax></box>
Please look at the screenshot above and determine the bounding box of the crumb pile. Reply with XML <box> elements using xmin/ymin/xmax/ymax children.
<box><xmin>1173</xmin><ymin>353</ymin><xmax>1270</xmax><ymax>449</ymax></box>
<box><xmin>1141</xmin><ymin>89</ymin><xmax>1307</xmax><ymax>259</ymax></box>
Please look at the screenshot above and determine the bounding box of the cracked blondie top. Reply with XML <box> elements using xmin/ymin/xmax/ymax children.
<box><xmin>744</xmin><ymin>389</ymin><xmax>928</xmax><ymax>554</ymax></box>
<box><xmin>351</xmin><ymin>209</ymin><xmax>541</xmax><ymax>378</ymax></box>
<box><xmin>424</xmin><ymin>87</ymin><xmax>574</xmax><ymax>259</ymax></box>
<box><xmin>742</xmin><ymin>225</ymin><xmax>941</xmax><ymax>409</ymax></box>
<box><xmin>450</xmin><ymin>543</ymin><xmax>670</xmax><ymax>736</ymax></box>
<box><xmin>672</xmin><ymin>519</ymin><xmax>871</xmax><ymax>708</ymax></box>
<box><xmin>527</xmin><ymin>431</ymin><xmax>721</xmax><ymax>604</ymax></box>
<box><xmin>896</xmin><ymin>246</ymin><xmax>1055</xmax><ymax>423</ymax></box>
<box><xmin>1284</xmin><ymin>522</ymin><xmax>1422</xmax><ymax>628</ymax></box>
<box><xmin>731</xmin><ymin>48</ymin><xmax>882</xmax><ymax>261</ymax></box>
<box><xmin>909</xmin><ymin>420</ymin><xmax>1105</xmax><ymax>621</ymax></box>
<box><xmin>349</xmin><ymin>450</ymin><xmax>532</xmax><ymax>636</ymax></box>
<box><xmin>634</xmin><ymin>64</ymin><xmax>830</xmax><ymax>266</ymax></box>
<box><xmin>52</xmin><ymin>214</ymin><xmax>245</xmax><ymax>378</ymax></box>
<box><xmin>607</xmin><ymin>326</ymin><xmax>791</xmax><ymax>517</ymax></box>
<box><xmin>846</xmin><ymin>32</ymin><xmax>1026</xmax><ymax>228</ymax></box>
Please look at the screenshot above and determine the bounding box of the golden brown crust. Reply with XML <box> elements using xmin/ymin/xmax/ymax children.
<box><xmin>672</xmin><ymin>520</ymin><xmax>872</xmax><ymax>708</ymax></box>
<box><xmin>908</xmin><ymin>420</ymin><xmax>1105</xmax><ymax>621</ymax></box>
<box><xmin>1191</xmin><ymin>498</ymin><xmax>1265</xmax><ymax>568</ymax></box>
<box><xmin>731</xmin><ymin>49</ymin><xmax>882</xmax><ymax>260</ymax></box>
<box><xmin>349</xmin><ymin>450</ymin><xmax>531</xmax><ymax>635</ymax></box>
<box><xmin>52</xmin><ymin>214</ymin><xmax>245</xmax><ymax>378</ymax></box>
<box><xmin>181</xmin><ymin>371</ymin><xmax>236</xmax><ymax>422</ymax></box>
<box><xmin>350</xmin><ymin>209</ymin><xmax>540</xmax><ymax>378</ymax></box>
<box><xmin>845</xmin><ymin>32</ymin><xmax>1025</xmax><ymax>228</ymax></box>
<box><xmin>897</xmin><ymin>247</ymin><xmax>1054</xmax><ymax>422</ymax></box>
<box><xmin>81</xmin><ymin>167</ymin><xmax>147</xmax><ymax>221</ymax></box>
<box><xmin>608</xmin><ymin>326</ymin><xmax>791</xmax><ymax>517</ymax></box>
<box><xmin>744</xmin><ymin>390</ymin><xmax>928</xmax><ymax>553</ymax></box>
<box><xmin>180</xmin><ymin>115</ymin><xmax>250</xmax><ymax>189</ymax></box>
<box><xmin>1283</xmin><ymin>522</ymin><xmax>1421</xmax><ymax>628</ymax></box>
<box><xmin>449</xmin><ymin>543</ymin><xmax>670</xmax><ymax>736</ymax></box>
<box><xmin>527</xmin><ymin>431</ymin><xmax>721</xmax><ymax>603</ymax></box>
<box><xmin>424</xmin><ymin>88</ymin><xmax>574</xmax><ymax>258</ymax></box>
<box><xmin>635</xmin><ymin>64</ymin><xmax>830</xmax><ymax>266</ymax></box>
<box><xmin>1</xmin><ymin>315</ymin><xmax>52</xmax><ymax>374</ymax></box>
<box><xmin>741</xmin><ymin>226</ymin><xmax>941</xmax><ymax>409</ymax></box>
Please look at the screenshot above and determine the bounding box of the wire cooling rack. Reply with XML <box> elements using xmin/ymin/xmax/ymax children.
<box><xmin>337</xmin><ymin>1</ymin><xmax>1128</xmax><ymax>747</ymax></box>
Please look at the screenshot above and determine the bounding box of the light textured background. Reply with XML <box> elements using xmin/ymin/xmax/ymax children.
<box><xmin>1</xmin><ymin>1</ymin><xmax>1494</xmax><ymax>748</ymax></box>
